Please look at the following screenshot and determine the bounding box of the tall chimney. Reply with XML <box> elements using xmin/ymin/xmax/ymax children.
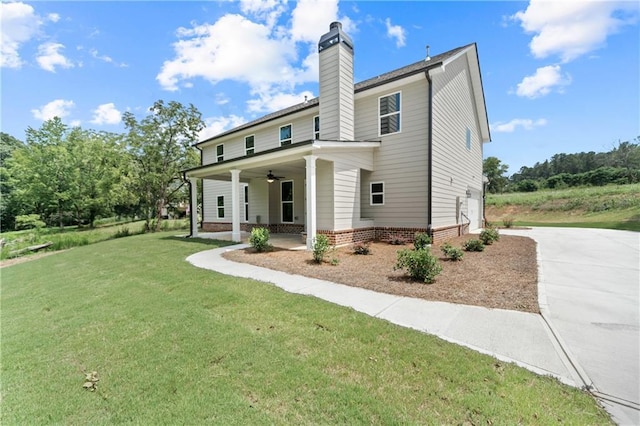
<box><xmin>318</xmin><ymin>21</ymin><xmax>354</xmax><ymax>141</ymax></box>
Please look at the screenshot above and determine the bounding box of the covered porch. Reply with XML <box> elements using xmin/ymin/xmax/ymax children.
<box><xmin>184</xmin><ymin>140</ymin><xmax>380</xmax><ymax>249</ymax></box>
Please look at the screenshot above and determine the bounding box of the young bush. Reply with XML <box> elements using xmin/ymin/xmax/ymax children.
<box><xmin>352</xmin><ymin>241</ymin><xmax>371</xmax><ymax>255</ymax></box>
<box><xmin>15</xmin><ymin>214</ymin><xmax>46</xmax><ymax>231</ymax></box>
<box><xmin>480</xmin><ymin>228</ymin><xmax>500</xmax><ymax>245</ymax></box>
<box><xmin>502</xmin><ymin>217</ymin><xmax>515</xmax><ymax>228</ymax></box>
<box><xmin>312</xmin><ymin>234</ymin><xmax>331</xmax><ymax>263</ymax></box>
<box><xmin>463</xmin><ymin>239</ymin><xmax>485</xmax><ymax>252</ymax></box>
<box><xmin>441</xmin><ymin>242</ymin><xmax>464</xmax><ymax>261</ymax></box>
<box><xmin>394</xmin><ymin>248</ymin><xmax>442</xmax><ymax>284</ymax></box>
<box><xmin>387</xmin><ymin>236</ymin><xmax>407</xmax><ymax>245</ymax></box>
<box><xmin>249</xmin><ymin>227</ymin><xmax>271</xmax><ymax>252</ymax></box>
<box><xmin>413</xmin><ymin>232</ymin><xmax>432</xmax><ymax>250</ymax></box>
<box><xmin>113</xmin><ymin>227</ymin><xmax>131</xmax><ymax>239</ymax></box>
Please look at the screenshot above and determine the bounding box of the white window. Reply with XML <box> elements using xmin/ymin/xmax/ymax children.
<box><xmin>370</xmin><ymin>182</ymin><xmax>384</xmax><ymax>205</ymax></box>
<box><xmin>216</xmin><ymin>144</ymin><xmax>224</xmax><ymax>162</ymax></box>
<box><xmin>465</xmin><ymin>127</ymin><xmax>471</xmax><ymax>151</ymax></box>
<box><xmin>245</xmin><ymin>135</ymin><xmax>255</xmax><ymax>155</ymax></box>
<box><xmin>313</xmin><ymin>116</ymin><xmax>320</xmax><ymax>140</ymax></box>
<box><xmin>280</xmin><ymin>124</ymin><xmax>292</xmax><ymax>146</ymax></box>
<box><xmin>243</xmin><ymin>185</ymin><xmax>249</xmax><ymax>222</ymax></box>
<box><xmin>281</xmin><ymin>180</ymin><xmax>294</xmax><ymax>223</ymax></box>
<box><xmin>217</xmin><ymin>196</ymin><xmax>225</xmax><ymax>218</ymax></box>
<box><xmin>379</xmin><ymin>92</ymin><xmax>401</xmax><ymax>136</ymax></box>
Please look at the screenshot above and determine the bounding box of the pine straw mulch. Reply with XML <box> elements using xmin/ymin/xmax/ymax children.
<box><xmin>222</xmin><ymin>234</ymin><xmax>539</xmax><ymax>313</ymax></box>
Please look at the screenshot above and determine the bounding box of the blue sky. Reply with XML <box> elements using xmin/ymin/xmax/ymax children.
<box><xmin>1</xmin><ymin>0</ymin><xmax>638</xmax><ymax>175</ymax></box>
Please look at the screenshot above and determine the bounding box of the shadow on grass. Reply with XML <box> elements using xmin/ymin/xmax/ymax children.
<box><xmin>160</xmin><ymin>235</ymin><xmax>236</xmax><ymax>247</ymax></box>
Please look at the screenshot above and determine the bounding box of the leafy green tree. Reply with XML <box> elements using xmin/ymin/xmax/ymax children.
<box><xmin>483</xmin><ymin>157</ymin><xmax>509</xmax><ymax>193</ymax></box>
<box><xmin>0</xmin><ymin>132</ymin><xmax>25</xmax><ymax>230</ymax></box>
<box><xmin>123</xmin><ymin>100</ymin><xmax>203</xmax><ymax>232</ymax></box>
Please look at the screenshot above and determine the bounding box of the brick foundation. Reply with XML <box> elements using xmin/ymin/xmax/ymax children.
<box><xmin>201</xmin><ymin>222</ymin><xmax>470</xmax><ymax>245</ymax></box>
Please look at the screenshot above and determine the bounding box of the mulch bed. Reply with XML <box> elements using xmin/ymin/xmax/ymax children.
<box><xmin>223</xmin><ymin>234</ymin><xmax>539</xmax><ymax>313</ymax></box>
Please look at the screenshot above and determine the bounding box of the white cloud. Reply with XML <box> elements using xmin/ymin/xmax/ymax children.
<box><xmin>157</xmin><ymin>14</ymin><xmax>299</xmax><ymax>92</ymax></box>
<box><xmin>240</xmin><ymin>0</ymin><xmax>286</xmax><ymax>29</ymax></box>
<box><xmin>70</xmin><ymin>120</ymin><xmax>81</xmax><ymax>127</ymax></box>
<box><xmin>512</xmin><ymin>0</ymin><xmax>638</xmax><ymax>63</ymax></box>
<box><xmin>385</xmin><ymin>18</ymin><xmax>406</xmax><ymax>48</ymax></box>
<box><xmin>90</xmin><ymin>103</ymin><xmax>122</xmax><ymax>125</ymax></box>
<box><xmin>36</xmin><ymin>42</ymin><xmax>74</xmax><ymax>72</ymax></box>
<box><xmin>490</xmin><ymin>118</ymin><xmax>547</xmax><ymax>133</ymax></box>
<box><xmin>31</xmin><ymin>99</ymin><xmax>75</xmax><ymax>121</ymax></box>
<box><xmin>0</xmin><ymin>1</ymin><xmax>42</xmax><ymax>68</ymax></box>
<box><xmin>89</xmin><ymin>48</ymin><xmax>113</xmax><ymax>63</ymax></box>
<box><xmin>290</xmin><ymin>0</ymin><xmax>339</xmax><ymax>43</ymax></box>
<box><xmin>247</xmin><ymin>90</ymin><xmax>315</xmax><ymax>114</ymax></box>
<box><xmin>515</xmin><ymin>65</ymin><xmax>571</xmax><ymax>98</ymax></box>
<box><xmin>47</xmin><ymin>13</ymin><xmax>60</xmax><ymax>23</ymax></box>
<box><xmin>199</xmin><ymin>115</ymin><xmax>247</xmax><ymax>141</ymax></box>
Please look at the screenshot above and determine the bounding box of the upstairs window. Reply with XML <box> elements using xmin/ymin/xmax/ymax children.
<box><xmin>313</xmin><ymin>116</ymin><xmax>320</xmax><ymax>139</ymax></box>
<box><xmin>245</xmin><ymin>135</ymin><xmax>255</xmax><ymax>155</ymax></box>
<box><xmin>280</xmin><ymin>124</ymin><xmax>292</xmax><ymax>146</ymax></box>
<box><xmin>217</xmin><ymin>196</ymin><xmax>225</xmax><ymax>218</ymax></box>
<box><xmin>379</xmin><ymin>92</ymin><xmax>401</xmax><ymax>135</ymax></box>
<box><xmin>216</xmin><ymin>144</ymin><xmax>224</xmax><ymax>162</ymax></box>
<box><xmin>370</xmin><ymin>182</ymin><xmax>384</xmax><ymax>205</ymax></box>
<box><xmin>465</xmin><ymin>127</ymin><xmax>472</xmax><ymax>151</ymax></box>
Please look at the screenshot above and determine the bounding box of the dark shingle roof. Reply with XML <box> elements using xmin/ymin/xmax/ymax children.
<box><xmin>197</xmin><ymin>43</ymin><xmax>472</xmax><ymax>146</ymax></box>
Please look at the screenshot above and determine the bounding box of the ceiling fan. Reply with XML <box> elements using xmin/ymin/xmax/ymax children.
<box><xmin>266</xmin><ymin>170</ymin><xmax>285</xmax><ymax>183</ymax></box>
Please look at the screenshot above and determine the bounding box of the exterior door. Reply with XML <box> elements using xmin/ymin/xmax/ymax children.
<box><xmin>467</xmin><ymin>197</ymin><xmax>480</xmax><ymax>230</ymax></box>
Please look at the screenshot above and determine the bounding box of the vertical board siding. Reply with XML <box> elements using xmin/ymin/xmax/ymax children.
<box><xmin>431</xmin><ymin>53</ymin><xmax>484</xmax><ymax>229</ymax></box>
<box><xmin>356</xmin><ymin>79</ymin><xmax>429</xmax><ymax>227</ymax></box>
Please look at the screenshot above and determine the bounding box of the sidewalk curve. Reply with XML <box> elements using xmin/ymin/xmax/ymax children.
<box><xmin>186</xmin><ymin>243</ymin><xmax>582</xmax><ymax>388</ymax></box>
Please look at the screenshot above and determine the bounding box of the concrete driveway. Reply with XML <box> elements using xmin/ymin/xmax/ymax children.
<box><xmin>503</xmin><ymin>227</ymin><xmax>639</xmax><ymax>425</ymax></box>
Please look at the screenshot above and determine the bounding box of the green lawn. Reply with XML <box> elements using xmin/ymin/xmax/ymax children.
<box><xmin>1</xmin><ymin>233</ymin><xmax>611</xmax><ymax>424</ymax></box>
<box><xmin>487</xmin><ymin>184</ymin><xmax>640</xmax><ymax>231</ymax></box>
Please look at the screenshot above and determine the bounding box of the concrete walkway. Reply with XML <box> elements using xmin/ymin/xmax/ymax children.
<box><xmin>186</xmin><ymin>227</ymin><xmax>639</xmax><ymax>425</ymax></box>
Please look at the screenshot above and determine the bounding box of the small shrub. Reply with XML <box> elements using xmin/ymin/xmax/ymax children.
<box><xmin>49</xmin><ymin>234</ymin><xmax>90</xmax><ymax>251</ymax></box>
<box><xmin>463</xmin><ymin>239</ymin><xmax>485</xmax><ymax>252</ymax></box>
<box><xmin>330</xmin><ymin>257</ymin><xmax>340</xmax><ymax>266</ymax></box>
<box><xmin>394</xmin><ymin>248</ymin><xmax>442</xmax><ymax>284</ymax></box>
<box><xmin>441</xmin><ymin>242</ymin><xmax>464</xmax><ymax>261</ymax></box>
<box><xmin>312</xmin><ymin>234</ymin><xmax>331</xmax><ymax>263</ymax></box>
<box><xmin>387</xmin><ymin>236</ymin><xmax>407</xmax><ymax>245</ymax></box>
<box><xmin>352</xmin><ymin>241</ymin><xmax>371</xmax><ymax>255</ymax></box>
<box><xmin>15</xmin><ymin>214</ymin><xmax>46</xmax><ymax>231</ymax></box>
<box><xmin>249</xmin><ymin>227</ymin><xmax>271</xmax><ymax>252</ymax></box>
<box><xmin>413</xmin><ymin>232</ymin><xmax>432</xmax><ymax>250</ymax></box>
<box><xmin>113</xmin><ymin>227</ymin><xmax>131</xmax><ymax>239</ymax></box>
<box><xmin>480</xmin><ymin>228</ymin><xmax>500</xmax><ymax>245</ymax></box>
<box><xmin>502</xmin><ymin>217</ymin><xmax>514</xmax><ymax>228</ymax></box>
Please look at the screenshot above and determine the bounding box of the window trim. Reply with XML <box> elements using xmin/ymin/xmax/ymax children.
<box><xmin>216</xmin><ymin>195</ymin><xmax>225</xmax><ymax>219</ymax></box>
<box><xmin>370</xmin><ymin>181</ymin><xmax>385</xmax><ymax>206</ymax></box>
<box><xmin>245</xmin><ymin>135</ymin><xmax>255</xmax><ymax>155</ymax></box>
<box><xmin>280</xmin><ymin>180</ymin><xmax>294</xmax><ymax>223</ymax></box>
<box><xmin>215</xmin><ymin>143</ymin><xmax>224</xmax><ymax>162</ymax></box>
<box><xmin>378</xmin><ymin>91</ymin><xmax>401</xmax><ymax>136</ymax></box>
<box><xmin>279</xmin><ymin>124</ymin><xmax>293</xmax><ymax>146</ymax></box>
<box><xmin>243</xmin><ymin>185</ymin><xmax>249</xmax><ymax>222</ymax></box>
<box><xmin>313</xmin><ymin>115</ymin><xmax>320</xmax><ymax>140</ymax></box>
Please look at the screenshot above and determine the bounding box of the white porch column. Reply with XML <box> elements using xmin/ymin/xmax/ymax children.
<box><xmin>304</xmin><ymin>155</ymin><xmax>318</xmax><ymax>250</ymax></box>
<box><xmin>230</xmin><ymin>169</ymin><xmax>242</xmax><ymax>242</ymax></box>
<box><xmin>189</xmin><ymin>177</ymin><xmax>199</xmax><ymax>238</ymax></box>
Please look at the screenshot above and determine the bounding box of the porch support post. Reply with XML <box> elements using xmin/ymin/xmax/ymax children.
<box><xmin>304</xmin><ymin>155</ymin><xmax>318</xmax><ymax>250</ymax></box>
<box><xmin>189</xmin><ymin>177</ymin><xmax>199</xmax><ymax>238</ymax></box>
<box><xmin>230</xmin><ymin>169</ymin><xmax>242</xmax><ymax>243</ymax></box>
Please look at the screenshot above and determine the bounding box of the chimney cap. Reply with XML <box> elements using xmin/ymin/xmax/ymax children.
<box><xmin>318</xmin><ymin>21</ymin><xmax>353</xmax><ymax>52</ymax></box>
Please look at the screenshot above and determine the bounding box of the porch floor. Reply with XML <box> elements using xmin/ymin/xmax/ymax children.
<box><xmin>194</xmin><ymin>231</ymin><xmax>307</xmax><ymax>250</ymax></box>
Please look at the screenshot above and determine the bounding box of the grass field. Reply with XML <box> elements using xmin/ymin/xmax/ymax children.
<box><xmin>486</xmin><ymin>184</ymin><xmax>640</xmax><ymax>231</ymax></box>
<box><xmin>1</xmin><ymin>232</ymin><xmax>611</xmax><ymax>424</ymax></box>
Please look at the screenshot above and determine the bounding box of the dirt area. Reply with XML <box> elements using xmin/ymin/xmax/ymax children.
<box><xmin>0</xmin><ymin>250</ymin><xmax>63</xmax><ymax>268</ymax></box>
<box><xmin>223</xmin><ymin>234</ymin><xmax>539</xmax><ymax>313</ymax></box>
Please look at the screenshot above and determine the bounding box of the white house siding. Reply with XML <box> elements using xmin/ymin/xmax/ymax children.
<box><xmin>356</xmin><ymin>79</ymin><xmax>430</xmax><ymax>228</ymax></box>
<box><xmin>202</xmin><ymin>180</ymin><xmax>232</xmax><ymax>223</ymax></box>
<box><xmin>249</xmin><ymin>179</ymin><xmax>269</xmax><ymax>225</ymax></box>
<box><xmin>431</xmin><ymin>53</ymin><xmax>484</xmax><ymax>230</ymax></box>
<box><xmin>316</xmin><ymin>159</ymin><xmax>334</xmax><ymax>229</ymax></box>
<box><xmin>319</xmin><ymin>44</ymin><xmax>354</xmax><ymax>141</ymax></box>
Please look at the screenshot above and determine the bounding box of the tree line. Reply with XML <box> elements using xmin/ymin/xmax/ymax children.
<box><xmin>1</xmin><ymin>100</ymin><xmax>204</xmax><ymax>232</ymax></box>
<box><xmin>483</xmin><ymin>138</ymin><xmax>640</xmax><ymax>193</ymax></box>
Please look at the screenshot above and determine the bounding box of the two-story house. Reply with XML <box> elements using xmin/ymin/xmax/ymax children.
<box><xmin>184</xmin><ymin>22</ymin><xmax>490</xmax><ymax>248</ymax></box>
